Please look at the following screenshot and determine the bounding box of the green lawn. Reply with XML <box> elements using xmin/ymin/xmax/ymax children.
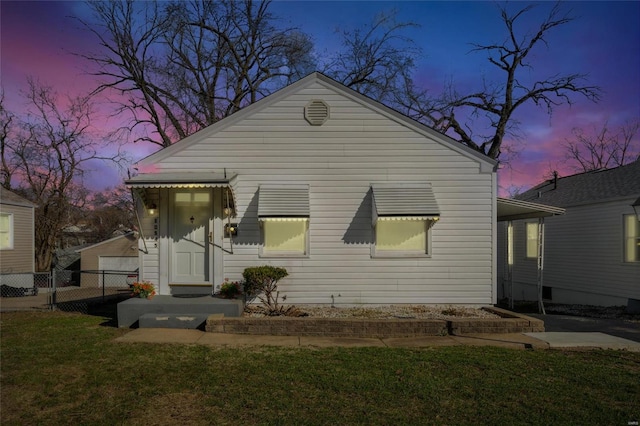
<box><xmin>1</xmin><ymin>310</ymin><xmax>639</xmax><ymax>425</ymax></box>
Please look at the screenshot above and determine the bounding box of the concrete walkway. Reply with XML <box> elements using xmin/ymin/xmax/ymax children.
<box><xmin>115</xmin><ymin>328</ymin><xmax>640</xmax><ymax>351</ymax></box>
<box><xmin>115</xmin><ymin>328</ymin><xmax>552</xmax><ymax>349</ymax></box>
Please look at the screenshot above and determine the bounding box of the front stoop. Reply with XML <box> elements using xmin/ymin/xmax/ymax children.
<box><xmin>139</xmin><ymin>313</ymin><xmax>223</xmax><ymax>330</ymax></box>
<box><xmin>117</xmin><ymin>296</ymin><xmax>244</xmax><ymax>328</ymax></box>
<box><xmin>205</xmin><ymin>307</ymin><xmax>545</xmax><ymax>338</ymax></box>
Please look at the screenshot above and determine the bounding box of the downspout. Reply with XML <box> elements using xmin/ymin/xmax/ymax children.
<box><xmin>536</xmin><ymin>217</ymin><xmax>546</xmax><ymax>315</ymax></box>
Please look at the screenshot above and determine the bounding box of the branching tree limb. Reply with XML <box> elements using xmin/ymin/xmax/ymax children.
<box><xmin>401</xmin><ymin>2</ymin><xmax>600</xmax><ymax>161</ymax></box>
<box><xmin>78</xmin><ymin>0</ymin><xmax>315</xmax><ymax>148</ymax></box>
<box><xmin>562</xmin><ymin>119</ymin><xmax>640</xmax><ymax>172</ymax></box>
<box><xmin>1</xmin><ymin>79</ymin><xmax>126</xmax><ymax>270</ymax></box>
<box><xmin>324</xmin><ymin>10</ymin><xmax>420</xmax><ymax>109</ymax></box>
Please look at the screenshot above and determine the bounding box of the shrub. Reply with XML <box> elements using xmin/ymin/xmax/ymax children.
<box><xmin>242</xmin><ymin>266</ymin><xmax>289</xmax><ymax>314</ymax></box>
<box><xmin>219</xmin><ymin>278</ymin><xmax>242</xmax><ymax>299</ymax></box>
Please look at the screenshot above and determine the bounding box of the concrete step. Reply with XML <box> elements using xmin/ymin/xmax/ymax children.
<box><xmin>139</xmin><ymin>313</ymin><xmax>223</xmax><ymax>330</ymax></box>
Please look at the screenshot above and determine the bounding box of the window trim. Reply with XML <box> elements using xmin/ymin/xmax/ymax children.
<box><xmin>623</xmin><ymin>214</ymin><xmax>640</xmax><ymax>263</ymax></box>
<box><xmin>371</xmin><ymin>218</ymin><xmax>433</xmax><ymax>258</ymax></box>
<box><xmin>259</xmin><ymin>217</ymin><xmax>310</xmax><ymax>258</ymax></box>
<box><xmin>0</xmin><ymin>212</ymin><xmax>14</xmax><ymax>250</ymax></box>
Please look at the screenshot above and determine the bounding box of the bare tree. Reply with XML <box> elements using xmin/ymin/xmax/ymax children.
<box><xmin>563</xmin><ymin>120</ymin><xmax>640</xmax><ymax>172</ymax></box>
<box><xmin>0</xmin><ymin>90</ymin><xmax>16</xmax><ymax>190</ymax></box>
<box><xmin>79</xmin><ymin>0</ymin><xmax>315</xmax><ymax>148</ymax></box>
<box><xmin>403</xmin><ymin>2</ymin><xmax>600</xmax><ymax>161</ymax></box>
<box><xmin>1</xmin><ymin>79</ymin><xmax>125</xmax><ymax>271</ymax></box>
<box><xmin>85</xmin><ymin>186</ymin><xmax>136</xmax><ymax>242</ymax></box>
<box><xmin>323</xmin><ymin>10</ymin><xmax>420</xmax><ymax>109</ymax></box>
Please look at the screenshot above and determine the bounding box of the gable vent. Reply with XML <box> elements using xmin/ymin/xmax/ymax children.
<box><xmin>304</xmin><ymin>99</ymin><xmax>329</xmax><ymax>126</ymax></box>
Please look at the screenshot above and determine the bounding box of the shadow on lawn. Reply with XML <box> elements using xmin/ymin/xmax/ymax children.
<box><xmin>87</xmin><ymin>301</ymin><xmax>121</xmax><ymax>328</ymax></box>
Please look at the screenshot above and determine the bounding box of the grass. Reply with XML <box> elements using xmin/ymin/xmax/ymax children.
<box><xmin>1</xmin><ymin>309</ymin><xmax>640</xmax><ymax>425</ymax></box>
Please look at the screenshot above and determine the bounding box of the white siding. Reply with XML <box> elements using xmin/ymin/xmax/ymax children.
<box><xmin>508</xmin><ymin>198</ymin><xmax>640</xmax><ymax>305</ymax></box>
<box><xmin>139</xmin><ymin>80</ymin><xmax>495</xmax><ymax>304</ymax></box>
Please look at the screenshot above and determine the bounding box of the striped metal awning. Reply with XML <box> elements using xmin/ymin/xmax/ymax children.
<box><xmin>258</xmin><ymin>184</ymin><xmax>310</xmax><ymax>219</ymax></box>
<box><xmin>125</xmin><ymin>172</ymin><xmax>237</xmax><ymax>213</ymax></box>
<box><xmin>371</xmin><ymin>183</ymin><xmax>440</xmax><ymax>224</ymax></box>
<box><xmin>125</xmin><ymin>172</ymin><xmax>234</xmax><ymax>189</ymax></box>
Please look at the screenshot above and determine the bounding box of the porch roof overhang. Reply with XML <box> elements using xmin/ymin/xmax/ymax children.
<box><xmin>125</xmin><ymin>172</ymin><xmax>237</xmax><ymax>214</ymax></box>
<box><xmin>371</xmin><ymin>183</ymin><xmax>440</xmax><ymax>224</ymax></box>
<box><xmin>124</xmin><ymin>172</ymin><xmax>235</xmax><ymax>189</ymax></box>
<box><xmin>497</xmin><ymin>197</ymin><xmax>565</xmax><ymax>222</ymax></box>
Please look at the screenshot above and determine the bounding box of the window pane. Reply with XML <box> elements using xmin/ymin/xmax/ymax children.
<box><xmin>263</xmin><ymin>220</ymin><xmax>307</xmax><ymax>253</ymax></box>
<box><xmin>377</xmin><ymin>220</ymin><xmax>426</xmax><ymax>252</ymax></box>
<box><xmin>193</xmin><ymin>192</ymin><xmax>210</xmax><ymax>204</ymax></box>
<box><xmin>526</xmin><ymin>222</ymin><xmax>539</xmax><ymax>258</ymax></box>
<box><xmin>175</xmin><ymin>192</ymin><xmax>191</xmax><ymax>203</ymax></box>
<box><xmin>625</xmin><ymin>215</ymin><xmax>639</xmax><ymax>262</ymax></box>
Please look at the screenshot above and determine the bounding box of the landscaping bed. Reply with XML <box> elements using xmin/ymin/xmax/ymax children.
<box><xmin>206</xmin><ymin>305</ymin><xmax>544</xmax><ymax>337</ymax></box>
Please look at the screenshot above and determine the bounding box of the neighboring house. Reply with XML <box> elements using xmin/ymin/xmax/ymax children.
<box><xmin>76</xmin><ymin>232</ymin><xmax>139</xmax><ymax>288</ymax></box>
<box><xmin>498</xmin><ymin>160</ymin><xmax>640</xmax><ymax>309</ymax></box>
<box><xmin>0</xmin><ymin>187</ymin><xmax>36</xmax><ymax>288</ymax></box>
<box><xmin>125</xmin><ymin>72</ymin><xmax>557</xmax><ymax>305</ymax></box>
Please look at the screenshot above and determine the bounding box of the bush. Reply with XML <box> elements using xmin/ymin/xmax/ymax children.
<box><xmin>219</xmin><ymin>279</ymin><xmax>242</xmax><ymax>299</ymax></box>
<box><xmin>242</xmin><ymin>266</ymin><xmax>289</xmax><ymax>314</ymax></box>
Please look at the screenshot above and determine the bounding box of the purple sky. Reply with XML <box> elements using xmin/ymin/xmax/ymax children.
<box><xmin>2</xmin><ymin>1</ymin><xmax>639</xmax><ymax>195</ymax></box>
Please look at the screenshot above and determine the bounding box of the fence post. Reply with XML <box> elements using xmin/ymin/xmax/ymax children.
<box><xmin>102</xmin><ymin>270</ymin><xmax>106</xmax><ymax>302</ymax></box>
<box><xmin>51</xmin><ymin>270</ymin><xmax>57</xmax><ymax>310</ymax></box>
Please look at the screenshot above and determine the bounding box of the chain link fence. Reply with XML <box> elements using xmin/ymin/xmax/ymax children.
<box><xmin>0</xmin><ymin>270</ymin><xmax>138</xmax><ymax>313</ymax></box>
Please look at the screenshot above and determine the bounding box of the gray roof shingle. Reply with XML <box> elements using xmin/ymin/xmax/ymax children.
<box><xmin>516</xmin><ymin>159</ymin><xmax>640</xmax><ymax>207</ymax></box>
<box><xmin>0</xmin><ymin>187</ymin><xmax>36</xmax><ymax>208</ymax></box>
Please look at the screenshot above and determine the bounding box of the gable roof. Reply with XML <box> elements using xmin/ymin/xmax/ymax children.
<box><xmin>76</xmin><ymin>232</ymin><xmax>137</xmax><ymax>253</ymax></box>
<box><xmin>516</xmin><ymin>159</ymin><xmax>640</xmax><ymax>207</ymax></box>
<box><xmin>0</xmin><ymin>187</ymin><xmax>36</xmax><ymax>208</ymax></box>
<box><xmin>135</xmin><ymin>72</ymin><xmax>497</xmax><ymax>171</ymax></box>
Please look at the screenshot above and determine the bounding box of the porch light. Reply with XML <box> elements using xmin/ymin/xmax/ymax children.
<box><xmin>632</xmin><ymin>196</ymin><xmax>640</xmax><ymax>221</ymax></box>
<box><xmin>223</xmin><ymin>206</ymin><xmax>235</xmax><ymax>217</ymax></box>
<box><xmin>148</xmin><ymin>203</ymin><xmax>157</xmax><ymax>216</ymax></box>
<box><xmin>190</xmin><ymin>215</ymin><xmax>195</xmax><ymax>224</ymax></box>
<box><xmin>224</xmin><ymin>223</ymin><xmax>238</xmax><ymax>237</ymax></box>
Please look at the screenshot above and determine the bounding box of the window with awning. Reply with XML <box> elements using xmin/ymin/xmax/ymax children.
<box><xmin>371</xmin><ymin>183</ymin><xmax>440</xmax><ymax>256</ymax></box>
<box><xmin>258</xmin><ymin>184</ymin><xmax>310</xmax><ymax>256</ymax></box>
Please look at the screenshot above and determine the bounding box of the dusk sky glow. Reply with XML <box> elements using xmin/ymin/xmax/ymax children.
<box><xmin>1</xmin><ymin>1</ymin><xmax>639</xmax><ymax>195</ymax></box>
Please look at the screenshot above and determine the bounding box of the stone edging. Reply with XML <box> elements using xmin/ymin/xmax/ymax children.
<box><xmin>205</xmin><ymin>306</ymin><xmax>544</xmax><ymax>338</ymax></box>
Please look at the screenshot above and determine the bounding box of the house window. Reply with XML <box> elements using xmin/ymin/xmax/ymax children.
<box><xmin>0</xmin><ymin>213</ymin><xmax>13</xmax><ymax>250</ymax></box>
<box><xmin>624</xmin><ymin>215</ymin><xmax>640</xmax><ymax>262</ymax></box>
<box><xmin>526</xmin><ymin>222</ymin><xmax>539</xmax><ymax>259</ymax></box>
<box><xmin>370</xmin><ymin>183</ymin><xmax>440</xmax><ymax>258</ymax></box>
<box><xmin>375</xmin><ymin>219</ymin><xmax>428</xmax><ymax>255</ymax></box>
<box><xmin>261</xmin><ymin>218</ymin><xmax>308</xmax><ymax>256</ymax></box>
<box><xmin>258</xmin><ymin>184</ymin><xmax>310</xmax><ymax>258</ymax></box>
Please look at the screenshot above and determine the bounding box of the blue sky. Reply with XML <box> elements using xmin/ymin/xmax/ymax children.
<box><xmin>2</xmin><ymin>1</ymin><xmax>639</xmax><ymax>194</ymax></box>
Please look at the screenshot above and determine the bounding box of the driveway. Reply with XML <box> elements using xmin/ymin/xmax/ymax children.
<box><xmin>528</xmin><ymin>313</ymin><xmax>640</xmax><ymax>343</ymax></box>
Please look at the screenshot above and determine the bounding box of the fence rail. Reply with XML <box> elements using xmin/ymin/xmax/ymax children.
<box><xmin>0</xmin><ymin>270</ymin><xmax>138</xmax><ymax>312</ymax></box>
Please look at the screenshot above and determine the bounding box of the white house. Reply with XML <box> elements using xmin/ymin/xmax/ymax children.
<box><xmin>126</xmin><ymin>72</ymin><xmax>558</xmax><ymax>306</ymax></box>
<box><xmin>498</xmin><ymin>160</ymin><xmax>640</xmax><ymax>310</ymax></box>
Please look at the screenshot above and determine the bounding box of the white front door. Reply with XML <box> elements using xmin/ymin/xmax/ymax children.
<box><xmin>170</xmin><ymin>189</ymin><xmax>213</xmax><ymax>284</ymax></box>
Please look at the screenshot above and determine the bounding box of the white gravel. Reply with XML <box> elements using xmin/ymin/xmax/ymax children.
<box><xmin>244</xmin><ymin>305</ymin><xmax>500</xmax><ymax>319</ymax></box>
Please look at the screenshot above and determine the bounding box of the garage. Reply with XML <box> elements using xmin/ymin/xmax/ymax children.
<box><xmin>98</xmin><ymin>256</ymin><xmax>139</xmax><ymax>287</ymax></box>
<box><xmin>77</xmin><ymin>232</ymin><xmax>138</xmax><ymax>288</ymax></box>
